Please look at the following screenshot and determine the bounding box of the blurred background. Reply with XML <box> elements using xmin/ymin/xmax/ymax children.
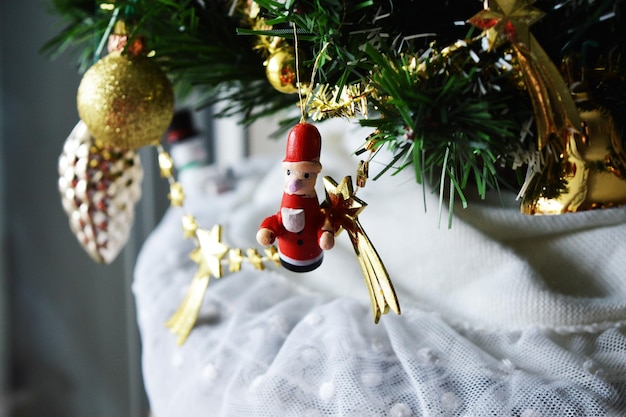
<box><xmin>1</xmin><ymin>2</ymin><xmax>161</xmax><ymax>416</ymax></box>
<box><xmin>0</xmin><ymin>2</ymin><xmax>272</xmax><ymax>416</ymax></box>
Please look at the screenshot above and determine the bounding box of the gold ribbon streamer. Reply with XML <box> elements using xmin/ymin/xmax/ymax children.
<box><xmin>165</xmin><ymin>264</ymin><xmax>211</xmax><ymax>345</ymax></box>
<box><xmin>513</xmin><ymin>37</ymin><xmax>582</xmax><ymax>150</ymax></box>
<box><xmin>469</xmin><ymin>0</ymin><xmax>582</xmax><ymax>150</ymax></box>
<box><xmin>322</xmin><ymin>176</ymin><xmax>401</xmax><ymax>322</ymax></box>
<box><xmin>165</xmin><ymin>223</ymin><xmax>228</xmax><ymax>345</ymax></box>
<box><xmin>349</xmin><ymin>217</ymin><xmax>400</xmax><ymax>322</ymax></box>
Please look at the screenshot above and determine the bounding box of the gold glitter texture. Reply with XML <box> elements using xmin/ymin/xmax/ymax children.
<box><xmin>77</xmin><ymin>51</ymin><xmax>174</xmax><ymax>150</ymax></box>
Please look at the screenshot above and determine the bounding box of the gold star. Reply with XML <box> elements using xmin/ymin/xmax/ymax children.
<box><xmin>168</xmin><ymin>182</ymin><xmax>185</xmax><ymax>206</ymax></box>
<box><xmin>246</xmin><ymin>248</ymin><xmax>265</xmax><ymax>270</ymax></box>
<box><xmin>181</xmin><ymin>215</ymin><xmax>198</xmax><ymax>239</ymax></box>
<box><xmin>229</xmin><ymin>248</ymin><xmax>244</xmax><ymax>272</ymax></box>
<box><xmin>322</xmin><ymin>176</ymin><xmax>400</xmax><ymax>323</ymax></box>
<box><xmin>264</xmin><ymin>245</ymin><xmax>281</xmax><ymax>267</ymax></box>
<box><xmin>322</xmin><ymin>176</ymin><xmax>366</xmax><ymax>234</ymax></box>
<box><xmin>196</xmin><ymin>224</ymin><xmax>229</xmax><ymax>278</ymax></box>
<box><xmin>158</xmin><ymin>150</ymin><xmax>174</xmax><ymax>178</ymax></box>
<box><xmin>469</xmin><ymin>0</ymin><xmax>545</xmax><ymax>50</ymax></box>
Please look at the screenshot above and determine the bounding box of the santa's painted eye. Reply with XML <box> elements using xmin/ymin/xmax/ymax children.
<box><xmin>287</xmin><ymin>170</ymin><xmax>291</xmax><ymax>175</ymax></box>
<box><xmin>304</xmin><ymin>173</ymin><xmax>310</xmax><ymax>179</ymax></box>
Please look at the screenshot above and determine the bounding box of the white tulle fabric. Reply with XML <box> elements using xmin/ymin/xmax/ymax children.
<box><xmin>134</xmin><ymin>122</ymin><xmax>626</xmax><ymax>417</ymax></box>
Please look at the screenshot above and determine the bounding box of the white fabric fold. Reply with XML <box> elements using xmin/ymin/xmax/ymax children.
<box><xmin>134</xmin><ymin>121</ymin><xmax>626</xmax><ymax>416</ymax></box>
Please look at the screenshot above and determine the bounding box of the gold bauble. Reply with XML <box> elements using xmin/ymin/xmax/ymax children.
<box><xmin>520</xmin><ymin>92</ymin><xmax>626</xmax><ymax>214</ymax></box>
<box><xmin>77</xmin><ymin>51</ymin><xmax>174</xmax><ymax>149</ymax></box>
<box><xmin>265</xmin><ymin>46</ymin><xmax>302</xmax><ymax>94</ymax></box>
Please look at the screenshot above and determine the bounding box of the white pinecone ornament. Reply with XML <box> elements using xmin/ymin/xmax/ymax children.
<box><xmin>58</xmin><ymin>120</ymin><xmax>143</xmax><ymax>264</ymax></box>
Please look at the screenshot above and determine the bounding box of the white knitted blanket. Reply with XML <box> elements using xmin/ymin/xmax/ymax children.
<box><xmin>135</xmin><ymin>122</ymin><xmax>626</xmax><ymax>417</ymax></box>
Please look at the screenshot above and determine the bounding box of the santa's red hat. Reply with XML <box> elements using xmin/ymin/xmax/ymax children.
<box><xmin>282</xmin><ymin>123</ymin><xmax>322</xmax><ymax>173</ymax></box>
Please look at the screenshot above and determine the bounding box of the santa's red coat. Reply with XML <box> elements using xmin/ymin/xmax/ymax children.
<box><xmin>259</xmin><ymin>193</ymin><xmax>326</xmax><ymax>272</ymax></box>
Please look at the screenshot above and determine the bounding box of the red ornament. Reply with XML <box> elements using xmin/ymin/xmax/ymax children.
<box><xmin>283</xmin><ymin>122</ymin><xmax>321</xmax><ymax>163</ymax></box>
<box><xmin>256</xmin><ymin>123</ymin><xmax>334</xmax><ymax>272</ymax></box>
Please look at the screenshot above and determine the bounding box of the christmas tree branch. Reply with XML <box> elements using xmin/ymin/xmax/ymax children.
<box><xmin>42</xmin><ymin>0</ymin><xmax>626</xmax><ymax>204</ymax></box>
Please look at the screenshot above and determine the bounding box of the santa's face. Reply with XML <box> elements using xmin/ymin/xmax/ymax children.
<box><xmin>284</xmin><ymin>167</ymin><xmax>318</xmax><ymax>197</ymax></box>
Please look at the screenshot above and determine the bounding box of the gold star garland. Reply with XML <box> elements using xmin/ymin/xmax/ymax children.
<box><xmin>156</xmin><ymin>145</ymin><xmax>281</xmax><ymax>345</ymax></box>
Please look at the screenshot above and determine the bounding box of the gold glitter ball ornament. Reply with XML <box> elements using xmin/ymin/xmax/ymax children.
<box><xmin>77</xmin><ymin>51</ymin><xmax>174</xmax><ymax>149</ymax></box>
<box><xmin>265</xmin><ymin>45</ymin><xmax>302</xmax><ymax>94</ymax></box>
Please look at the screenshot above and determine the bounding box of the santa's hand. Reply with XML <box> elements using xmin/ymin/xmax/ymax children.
<box><xmin>319</xmin><ymin>230</ymin><xmax>335</xmax><ymax>251</ymax></box>
<box><xmin>256</xmin><ymin>228</ymin><xmax>275</xmax><ymax>246</ymax></box>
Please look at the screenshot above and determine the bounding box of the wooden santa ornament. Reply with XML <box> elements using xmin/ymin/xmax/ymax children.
<box><xmin>256</xmin><ymin>123</ymin><xmax>334</xmax><ymax>272</ymax></box>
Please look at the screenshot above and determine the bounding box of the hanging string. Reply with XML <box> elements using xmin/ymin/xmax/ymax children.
<box><xmin>309</xmin><ymin>42</ymin><xmax>330</xmax><ymax>89</ymax></box>
<box><xmin>293</xmin><ymin>25</ymin><xmax>307</xmax><ymax>123</ymax></box>
<box><xmin>293</xmin><ymin>24</ymin><xmax>330</xmax><ymax>124</ymax></box>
